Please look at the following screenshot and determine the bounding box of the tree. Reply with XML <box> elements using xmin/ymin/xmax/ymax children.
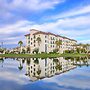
<box><xmin>0</xmin><ymin>48</ymin><xmax>4</xmax><ymax>53</ymax></box>
<box><xmin>33</xmin><ymin>48</ymin><xmax>39</xmax><ymax>54</ymax></box>
<box><xmin>53</xmin><ymin>48</ymin><xmax>59</xmax><ymax>53</ymax></box>
<box><xmin>36</xmin><ymin>37</ymin><xmax>41</xmax><ymax>46</ymax></box>
<box><xmin>18</xmin><ymin>41</ymin><xmax>23</xmax><ymax>53</ymax></box>
<box><xmin>55</xmin><ymin>40</ymin><xmax>62</xmax><ymax>48</ymax></box>
<box><xmin>22</xmin><ymin>49</ymin><xmax>25</xmax><ymax>54</ymax></box>
<box><xmin>27</xmin><ymin>46</ymin><xmax>31</xmax><ymax>53</ymax></box>
<box><xmin>76</xmin><ymin>48</ymin><xmax>80</xmax><ymax>53</ymax></box>
<box><xmin>55</xmin><ymin>40</ymin><xmax>62</xmax><ymax>53</ymax></box>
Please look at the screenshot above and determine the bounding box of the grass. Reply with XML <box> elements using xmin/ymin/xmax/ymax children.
<box><xmin>0</xmin><ymin>53</ymin><xmax>88</xmax><ymax>58</ymax></box>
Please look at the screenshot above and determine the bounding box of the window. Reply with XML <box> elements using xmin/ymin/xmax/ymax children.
<box><xmin>31</xmin><ymin>42</ymin><xmax>32</xmax><ymax>45</ymax></box>
<box><xmin>28</xmin><ymin>41</ymin><xmax>30</xmax><ymax>43</ymax></box>
<box><xmin>45</xmin><ymin>35</ymin><xmax>47</xmax><ymax>38</ymax></box>
<box><xmin>33</xmin><ymin>73</ymin><xmax>35</xmax><ymax>76</ymax></box>
<box><xmin>51</xmin><ymin>45</ymin><xmax>52</xmax><ymax>47</ymax></box>
<box><xmin>45</xmin><ymin>40</ymin><xmax>47</xmax><ymax>43</ymax></box>
<box><xmin>53</xmin><ymin>41</ymin><xmax>54</xmax><ymax>44</ymax></box>
<box><xmin>51</xmin><ymin>37</ymin><xmax>52</xmax><ymax>40</ymax></box>
<box><xmin>34</xmin><ymin>40</ymin><xmax>36</xmax><ymax>43</ymax></box>
<box><xmin>28</xmin><ymin>36</ymin><xmax>30</xmax><ymax>39</ymax></box>
<box><xmin>31</xmin><ymin>38</ymin><xmax>32</xmax><ymax>40</ymax></box>
<box><xmin>34</xmin><ymin>35</ymin><xmax>36</xmax><ymax>39</ymax></box>
<box><xmin>34</xmin><ymin>44</ymin><xmax>35</xmax><ymax>47</ymax></box>
<box><xmin>53</xmin><ymin>37</ymin><xmax>54</xmax><ymax>40</ymax></box>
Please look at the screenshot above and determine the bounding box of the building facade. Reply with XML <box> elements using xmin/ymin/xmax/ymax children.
<box><xmin>25</xmin><ymin>29</ymin><xmax>77</xmax><ymax>53</ymax></box>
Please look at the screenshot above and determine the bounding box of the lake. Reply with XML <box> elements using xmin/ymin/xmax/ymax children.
<box><xmin>0</xmin><ymin>57</ymin><xmax>90</xmax><ymax>90</ymax></box>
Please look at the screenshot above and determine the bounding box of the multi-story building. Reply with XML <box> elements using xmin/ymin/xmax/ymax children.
<box><xmin>25</xmin><ymin>29</ymin><xmax>77</xmax><ymax>53</ymax></box>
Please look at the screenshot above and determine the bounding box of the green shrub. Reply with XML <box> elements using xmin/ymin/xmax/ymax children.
<box><xmin>33</xmin><ymin>48</ymin><xmax>39</xmax><ymax>54</ymax></box>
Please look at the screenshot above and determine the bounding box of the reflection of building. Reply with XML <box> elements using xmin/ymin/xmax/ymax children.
<box><xmin>86</xmin><ymin>45</ymin><xmax>90</xmax><ymax>53</ymax></box>
<box><xmin>25</xmin><ymin>29</ymin><xmax>77</xmax><ymax>53</ymax></box>
<box><xmin>25</xmin><ymin>57</ymin><xmax>76</xmax><ymax>81</ymax></box>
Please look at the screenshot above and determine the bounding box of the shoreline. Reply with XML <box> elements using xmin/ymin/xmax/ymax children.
<box><xmin>0</xmin><ymin>53</ymin><xmax>88</xmax><ymax>58</ymax></box>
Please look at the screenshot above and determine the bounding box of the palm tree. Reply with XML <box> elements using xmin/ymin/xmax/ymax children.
<box><xmin>36</xmin><ymin>37</ymin><xmax>41</xmax><ymax>46</ymax></box>
<box><xmin>55</xmin><ymin>40</ymin><xmax>62</xmax><ymax>52</ymax></box>
<box><xmin>55</xmin><ymin>40</ymin><xmax>62</xmax><ymax>48</ymax></box>
<box><xmin>18</xmin><ymin>41</ymin><xmax>23</xmax><ymax>53</ymax></box>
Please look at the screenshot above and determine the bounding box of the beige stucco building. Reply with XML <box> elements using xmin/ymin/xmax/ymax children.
<box><xmin>25</xmin><ymin>29</ymin><xmax>77</xmax><ymax>53</ymax></box>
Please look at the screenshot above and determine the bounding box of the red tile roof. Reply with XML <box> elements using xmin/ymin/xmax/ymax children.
<box><xmin>25</xmin><ymin>29</ymin><xmax>77</xmax><ymax>42</ymax></box>
<box><xmin>25</xmin><ymin>34</ymin><xmax>30</xmax><ymax>36</ymax></box>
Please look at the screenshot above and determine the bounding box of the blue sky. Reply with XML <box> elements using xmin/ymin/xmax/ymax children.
<box><xmin>0</xmin><ymin>0</ymin><xmax>90</xmax><ymax>48</ymax></box>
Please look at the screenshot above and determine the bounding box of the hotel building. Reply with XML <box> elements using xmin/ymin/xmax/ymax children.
<box><xmin>25</xmin><ymin>29</ymin><xmax>77</xmax><ymax>53</ymax></box>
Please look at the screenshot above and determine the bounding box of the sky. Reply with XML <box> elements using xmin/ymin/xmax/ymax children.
<box><xmin>0</xmin><ymin>0</ymin><xmax>90</xmax><ymax>48</ymax></box>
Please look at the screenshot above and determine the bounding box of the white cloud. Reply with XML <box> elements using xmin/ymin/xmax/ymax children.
<box><xmin>49</xmin><ymin>5</ymin><xmax>90</xmax><ymax>20</ymax></box>
<box><xmin>0</xmin><ymin>13</ymin><xmax>90</xmax><ymax>48</ymax></box>
<box><xmin>0</xmin><ymin>0</ymin><xmax>64</xmax><ymax>11</ymax></box>
<box><xmin>43</xmin><ymin>69</ymin><xmax>90</xmax><ymax>89</ymax></box>
<box><xmin>0</xmin><ymin>0</ymin><xmax>65</xmax><ymax>24</ymax></box>
<box><xmin>0</xmin><ymin>71</ymin><xmax>30</xmax><ymax>85</ymax></box>
<box><xmin>30</xmin><ymin>15</ymin><xmax>90</xmax><ymax>38</ymax></box>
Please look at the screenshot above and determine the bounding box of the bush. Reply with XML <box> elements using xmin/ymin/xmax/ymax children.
<box><xmin>64</xmin><ymin>50</ymin><xmax>74</xmax><ymax>53</ymax></box>
<box><xmin>21</xmin><ymin>49</ymin><xmax>26</xmax><ymax>54</ymax></box>
<box><xmin>53</xmin><ymin>48</ymin><xmax>59</xmax><ymax>53</ymax></box>
<box><xmin>33</xmin><ymin>48</ymin><xmax>39</xmax><ymax>54</ymax></box>
<box><xmin>41</xmin><ymin>52</ymin><xmax>47</xmax><ymax>54</ymax></box>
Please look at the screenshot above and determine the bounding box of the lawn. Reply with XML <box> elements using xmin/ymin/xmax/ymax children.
<box><xmin>0</xmin><ymin>53</ymin><xmax>88</xmax><ymax>58</ymax></box>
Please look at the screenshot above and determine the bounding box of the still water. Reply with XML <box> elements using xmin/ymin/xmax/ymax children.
<box><xmin>0</xmin><ymin>57</ymin><xmax>90</xmax><ymax>90</ymax></box>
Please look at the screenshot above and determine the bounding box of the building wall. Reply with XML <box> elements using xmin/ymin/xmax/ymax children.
<box><xmin>25</xmin><ymin>29</ymin><xmax>77</xmax><ymax>53</ymax></box>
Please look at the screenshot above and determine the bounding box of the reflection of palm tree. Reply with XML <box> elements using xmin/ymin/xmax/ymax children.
<box><xmin>55</xmin><ymin>63</ymin><xmax>62</xmax><ymax>71</ymax></box>
<box><xmin>53</xmin><ymin>58</ymin><xmax>62</xmax><ymax>71</ymax></box>
<box><xmin>18</xmin><ymin>63</ymin><xmax>23</xmax><ymax>70</ymax></box>
<box><xmin>33</xmin><ymin>58</ymin><xmax>41</xmax><ymax>78</ymax></box>
<box><xmin>18</xmin><ymin>59</ymin><xmax>23</xmax><ymax>71</ymax></box>
<box><xmin>37</xmin><ymin>68</ymin><xmax>41</xmax><ymax>77</ymax></box>
<box><xmin>0</xmin><ymin>58</ymin><xmax>4</xmax><ymax>67</ymax></box>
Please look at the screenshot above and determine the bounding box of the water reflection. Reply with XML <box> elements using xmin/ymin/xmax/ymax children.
<box><xmin>0</xmin><ymin>57</ymin><xmax>90</xmax><ymax>82</ymax></box>
<box><xmin>15</xmin><ymin>57</ymin><xmax>90</xmax><ymax>81</ymax></box>
<box><xmin>0</xmin><ymin>57</ymin><xmax>90</xmax><ymax>90</ymax></box>
<box><xmin>64</xmin><ymin>57</ymin><xmax>90</xmax><ymax>67</ymax></box>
